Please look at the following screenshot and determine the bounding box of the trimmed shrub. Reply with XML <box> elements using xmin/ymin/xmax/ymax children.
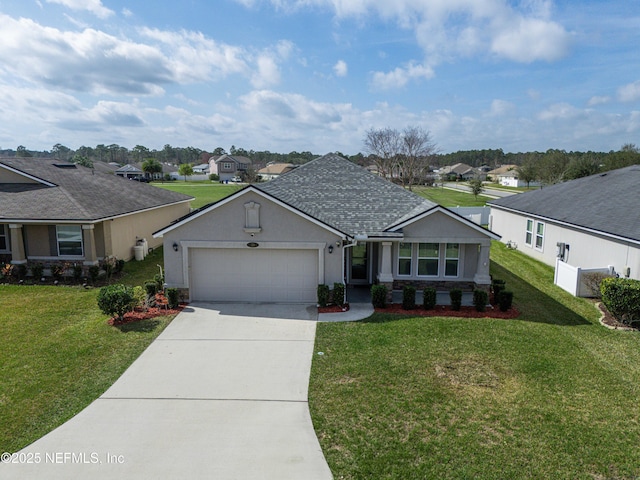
<box><xmin>492</xmin><ymin>279</ymin><xmax>506</xmax><ymax>300</ymax></box>
<box><xmin>317</xmin><ymin>284</ymin><xmax>330</xmax><ymax>307</ymax></box>
<box><xmin>600</xmin><ymin>277</ymin><xmax>640</xmax><ymax>326</ymax></box>
<box><xmin>473</xmin><ymin>289</ymin><xmax>488</xmax><ymax>312</ymax></box>
<box><xmin>166</xmin><ymin>288</ymin><xmax>180</xmax><ymax>309</ymax></box>
<box><xmin>402</xmin><ymin>285</ymin><xmax>416</xmax><ymax>310</ymax></box>
<box><xmin>422</xmin><ymin>287</ymin><xmax>437</xmax><ymax>310</ymax></box>
<box><xmin>51</xmin><ymin>264</ymin><xmax>66</xmax><ymax>281</ymax></box>
<box><xmin>332</xmin><ymin>282</ymin><xmax>345</xmax><ymax>306</ymax></box>
<box><xmin>115</xmin><ymin>259</ymin><xmax>125</xmax><ymax>274</ymax></box>
<box><xmin>88</xmin><ymin>265</ymin><xmax>100</xmax><ymax>283</ymax></box>
<box><xmin>72</xmin><ymin>264</ymin><xmax>83</xmax><ymax>282</ymax></box>
<box><xmin>132</xmin><ymin>286</ymin><xmax>146</xmax><ymax>309</ymax></box>
<box><xmin>30</xmin><ymin>262</ymin><xmax>44</xmax><ymax>279</ymax></box>
<box><xmin>497</xmin><ymin>291</ymin><xmax>514</xmax><ymax>312</ymax></box>
<box><xmin>371</xmin><ymin>284</ymin><xmax>387</xmax><ymax>308</ymax></box>
<box><xmin>144</xmin><ymin>281</ymin><xmax>157</xmax><ymax>297</ymax></box>
<box><xmin>97</xmin><ymin>284</ymin><xmax>136</xmax><ymax>321</ymax></box>
<box><xmin>15</xmin><ymin>264</ymin><xmax>28</xmax><ymax>280</ymax></box>
<box><xmin>449</xmin><ymin>289</ymin><xmax>462</xmax><ymax>311</ymax></box>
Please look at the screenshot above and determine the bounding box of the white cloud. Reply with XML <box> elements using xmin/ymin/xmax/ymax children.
<box><xmin>46</xmin><ymin>0</ymin><xmax>114</xmax><ymax>18</ymax></box>
<box><xmin>490</xmin><ymin>17</ymin><xmax>570</xmax><ymax>62</ymax></box>
<box><xmin>488</xmin><ymin>99</ymin><xmax>516</xmax><ymax>117</ymax></box>
<box><xmin>588</xmin><ymin>95</ymin><xmax>610</xmax><ymax>106</ymax></box>
<box><xmin>371</xmin><ymin>62</ymin><xmax>434</xmax><ymax>90</ymax></box>
<box><xmin>333</xmin><ymin>60</ymin><xmax>348</xmax><ymax>77</ymax></box>
<box><xmin>618</xmin><ymin>81</ymin><xmax>640</xmax><ymax>103</ymax></box>
<box><xmin>538</xmin><ymin>102</ymin><xmax>582</xmax><ymax>121</ymax></box>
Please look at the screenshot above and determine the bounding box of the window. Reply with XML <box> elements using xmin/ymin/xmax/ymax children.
<box><xmin>418</xmin><ymin>243</ymin><xmax>439</xmax><ymax>276</ymax></box>
<box><xmin>398</xmin><ymin>242</ymin><xmax>412</xmax><ymax>276</ymax></box>
<box><xmin>444</xmin><ymin>243</ymin><xmax>459</xmax><ymax>277</ymax></box>
<box><xmin>57</xmin><ymin>226</ymin><xmax>83</xmax><ymax>256</ymax></box>
<box><xmin>535</xmin><ymin>222</ymin><xmax>545</xmax><ymax>250</ymax></box>
<box><xmin>0</xmin><ymin>225</ymin><xmax>8</xmax><ymax>252</ymax></box>
<box><xmin>525</xmin><ymin>219</ymin><xmax>533</xmax><ymax>246</ymax></box>
<box><xmin>222</xmin><ymin>162</ymin><xmax>232</xmax><ymax>170</ymax></box>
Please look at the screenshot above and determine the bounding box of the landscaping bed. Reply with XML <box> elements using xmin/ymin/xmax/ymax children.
<box><xmin>375</xmin><ymin>304</ymin><xmax>519</xmax><ymax>319</ymax></box>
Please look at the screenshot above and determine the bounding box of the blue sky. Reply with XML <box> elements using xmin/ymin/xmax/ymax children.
<box><xmin>0</xmin><ymin>0</ymin><xmax>638</xmax><ymax>155</ymax></box>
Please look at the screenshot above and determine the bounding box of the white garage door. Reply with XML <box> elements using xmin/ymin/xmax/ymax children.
<box><xmin>190</xmin><ymin>248</ymin><xmax>319</xmax><ymax>303</ymax></box>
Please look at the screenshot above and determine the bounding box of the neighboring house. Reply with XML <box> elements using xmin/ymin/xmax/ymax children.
<box><xmin>257</xmin><ymin>163</ymin><xmax>295</xmax><ymax>181</ymax></box>
<box><xmin>488</xmin><ymin>165</ymin><xmax>540</xmax><ymax>187</ymax></box>
<box><xmin>0</xmin><ymin>158</ymin><xmax>192</xmax><ymax>270</ymax></box>
<box><xmin>209</xmin><ymin>154</ymin><xmax>252</xmax><ymax>181</ymax></box>
<box><xmin>192</xmin><ymin>163</ymin><xmax>210</xmax><ymax>175</ymax></box>
<box><xmin>438</xmin><ymin>163</ymin><xmax>483</xmax><ymax>181</ymax></box>
<box><xmin>154</xmin><ymin>154</ymin><xmax>500</xmax><ymax>303</ymax></box>
<box><xmin>489</xmin><ymin>166</ymin><xmax>640</xmax><ymax>289</ymax></box>
<box><xmin>115</xmin><ymin>164</ymin><xmax>144</xmax><ymax>179</ymax></box>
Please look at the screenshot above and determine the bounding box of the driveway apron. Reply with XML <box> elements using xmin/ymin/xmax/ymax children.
<box><xmin>1</xmin><ymin>303</ymin><xmax>333</xmax><ymax>479</ymax></box>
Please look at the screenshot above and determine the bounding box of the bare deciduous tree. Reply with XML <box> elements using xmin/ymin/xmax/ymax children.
<box><xmin>363</xmin><ymin>127</ymin><xmax>402</xmax><ymax>179</ymax></box>
<box><xmin>399</xmin><ymin>126</ymin><xmax>438</xmax><ymax>190</ymax></box>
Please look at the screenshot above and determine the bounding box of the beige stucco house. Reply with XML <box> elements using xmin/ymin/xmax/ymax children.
<box><xmin>0</xmin><ymin>158</ymin><xmax>192</xmax><ymax>272</ymax></box>
<box><xmin>154</xmin><ymin>154</ymin><xmax>500</xmax><ymax>303</ymax></box>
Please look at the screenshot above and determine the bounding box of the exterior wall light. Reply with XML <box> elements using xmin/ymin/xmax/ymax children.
<box><xmin>328</xmin><ymin>245</ymin><xmax>334</xmax><ymax>254</ymax></box>
<box><xmin>172</xmin><ymin>242</ymin><xmax>179</xmax><ymax>252</ymax></box>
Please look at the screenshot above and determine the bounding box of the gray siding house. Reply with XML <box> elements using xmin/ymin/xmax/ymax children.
<box><xmin>155</xmin><ymin>154</ymin><xmax>500</xmax><ymax>303</ymax></box>
<box><xmin>489</xmin><ymin>165</ymin><xmax>640</xmax><ymax>283</ymax></box>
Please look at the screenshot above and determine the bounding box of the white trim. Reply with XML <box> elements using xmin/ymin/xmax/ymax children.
<box><xmin>153</xmin><ymin>186</ymin><xmax>347</xmax><ymax>238</ymax></box>
<box><xmin>178</xmin><ymin>241</ymin><xmax>326</xmax><ymax>295</ymax></box>
<box><xmin>388</xmin><ymin>205</ymin><xmax>501</xmax><ymax>240</ymax></box>
<box><xmin>490</xmin><ymin>204</ymin><xmax>640</xmax><ymax>247</ymax></box>
<box><xmin>0</xmin><ymin>163</ymin><xmax>57</xmax><ymax>187</ymax></box>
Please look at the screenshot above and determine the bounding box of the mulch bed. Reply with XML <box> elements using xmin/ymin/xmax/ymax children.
<box><xmin>318</xmin><ymin>302</ymin><xmax>519</xmax><ymax>318</ymax></box>
<box><xmin>107</xmin><ymin>294</ymin><xmax>185</xmax><ymax>326</ymax></box>
<box><xmin>375</xmin><ymin>304</ymin><xmax>520</xmax><ymax>319</ymax></box>
<box><xmin>596</xmin><ymin>302</ymin><xmax>638</xmax><ymax>331</ymax></box>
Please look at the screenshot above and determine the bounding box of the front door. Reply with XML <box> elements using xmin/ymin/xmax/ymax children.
<box><xmin>350</xmin><ymin>243</ymin><xmax>369</xmax><ymax>284</ymax></box>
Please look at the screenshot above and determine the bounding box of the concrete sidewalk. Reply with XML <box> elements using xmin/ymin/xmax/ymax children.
<box><xmin>1</xmin><ymin>304</ymin><xmax>333</xmax><ymax>480</ymax></box>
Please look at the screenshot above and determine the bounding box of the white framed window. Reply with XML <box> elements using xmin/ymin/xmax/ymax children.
<box><xmin>444</xmin><ymin>243</ymin><xmax>459</xmax><ymax>277</ymax></box>
<box><xmin>398</xmin><ymin>242</ymin><xmax>412</xmax><ymax>276</ymax></box>
<box><xmin>535</xmin><ymin>222</ymin><xmax>545</xmax><ymax>250</ymax></box>
<box><xmin>525</xmin><ymin>219</ymin><xmax>534</xmax><ymax>246</ymax></box>
<box><xmin>222</xmin><ymin>162</ymin><xmax>232</xmax><ymax>170</ymax></box>
<box><xmin>56</xmin><ymin>225</ymin><xmax>83</xmax><ymax>257</ymax></box>
<box><xmin>0</xmin><ymin>225</ymin><xmax>8</xmax><ymax>252</ymax></box>
<box><xmin>417</xmin><ymin>243</ymin><xmax>439</xmax><ymax>276</ymax></box>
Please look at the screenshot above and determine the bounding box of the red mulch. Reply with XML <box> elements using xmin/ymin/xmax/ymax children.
<box><xmin>375</xmin><ymin>304</ymin><xmax>520</xmax><ymax>319</ymax></box>
<box><xmin>318</xmin><ymin>304</ymin><xmax>350</xmax><ymax>314</ymax></box>
<box><xmin>107</xmin><ymin>294</ymin><xmax>185</xmax><ymax>326</ymax></box>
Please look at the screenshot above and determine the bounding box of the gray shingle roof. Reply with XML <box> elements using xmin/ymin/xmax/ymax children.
<box><xmin>256</xmin><ymin>153</ymin><xmax>436</xmax><ymax>236</ymax></box>
<box><xmin>0</xmin><ymin>158</ymin><xmax>192</xmax><ymax>222</ymax></box>
<box><xmin>489</xmin><ymin>165</ymin><xmax>640</xmax><ymax>242</ymax></box>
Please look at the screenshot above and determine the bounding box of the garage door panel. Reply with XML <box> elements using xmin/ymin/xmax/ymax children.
<box><xmin>190</xmin><ymin>248</ymin><xmax>318</xmax><ymax>303</ymax></box>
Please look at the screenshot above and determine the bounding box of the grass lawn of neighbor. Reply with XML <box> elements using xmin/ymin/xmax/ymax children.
<box><xmin>413</xmin><ymin>185</ymin><xmax>493</xmax><ymax>207</ymax></box>
<box><xmin>0</xmin><ymin>249</ymin><xmax>176</xmax><ymax>454</ymax></box>
<box><xmin>152</xmin><ymin>181</ymin><xmax>241</xmax><ymax>209</ymax></box>
<box><xmin>309</xmin><ymin>242</ymin><xmax>640</xmax><ymax>479</ymax></box>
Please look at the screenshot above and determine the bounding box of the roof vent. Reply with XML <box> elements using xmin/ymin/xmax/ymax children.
<box><xmin>53</xmin><ymin>163</ymin><xmax>77</xmax><ymax>169</ymax></box>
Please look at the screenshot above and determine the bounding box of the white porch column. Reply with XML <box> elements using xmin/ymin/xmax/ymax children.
<box><xmin>378</xmin><ymin>241</ymin><xmax>394</xmax><ymax>283</ymax></box>
<box><xmin>82</xmin><ymin>224</ymin><xmax>98</xmax><ymax>266</ymax></box>
<box><xmin>9</xmin><ymin>224</ymin><xmax>27</xmax><ymax>264</ymax></box>
<box><xmin>473</xmin><ymin>241</ymin><xmax>491</xmax><ymax>285</ymax></box>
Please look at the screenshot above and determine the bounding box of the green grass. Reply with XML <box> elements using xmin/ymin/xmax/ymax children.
<box><xmin>413</xmin><ymin>185</ymin><xmax>493</xmax><ymax>207</ymax></box>
<box><xmin>309</xmin><ymin>242</ymin><xmax>640</xmax><ymax>479</ymax></box>
<box><xmin>0</xmin><ymin>285</ymin><xmax>174</xmax><ymax>454</ymax></box>
<box><xmin>152</xmin><ymin>182</ymin><xmax>241</xmax><ymax>209</ymax></box>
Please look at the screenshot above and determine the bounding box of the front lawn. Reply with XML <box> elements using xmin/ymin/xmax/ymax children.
<box><xmin>0</xmin><ymin>255</ymin><xmax>175</xmax><ymax>453</ymax></box>
<box><xmin>309</xmin><ymin>242</ymin><xmax>640</xmax><ymax>479</ymax></box>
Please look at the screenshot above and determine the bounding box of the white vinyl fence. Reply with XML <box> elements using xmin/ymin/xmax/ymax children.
<box><xmin>450</xmin><ymin>206</ymin><xmax>491</xmax><ymax>225</ymax></box>
<box><xmin>554</xmin><ymin>258</ymin><xmax>613</xmax><ymax>297</ymax></box>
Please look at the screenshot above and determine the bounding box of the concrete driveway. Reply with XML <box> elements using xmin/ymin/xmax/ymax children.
<box><xmin>1</xmin><ymin>303</ymin><xmax>333</xmax><ymax>479</ymax></box>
